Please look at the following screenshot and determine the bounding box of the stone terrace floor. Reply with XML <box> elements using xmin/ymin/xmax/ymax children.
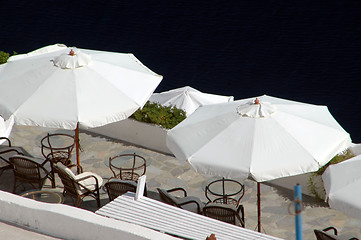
<box><xmin>1</xmin><ymin>125</ymin><xmax>361</xmax><ymax>240</ymax></box>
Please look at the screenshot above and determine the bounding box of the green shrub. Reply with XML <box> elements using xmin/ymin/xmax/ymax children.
<box><xmin>0</xmin><ymin>51</ymin><xmax>10</xmax><ymax>64</ymax></box>
<box><xmin>0</xmin><ymin>51</ymin><xmax>18</xmax><ymax>64</ymax></box>
<box><xmin>308</xmin><ymin>148</ymin><xmax>355</xmax><ymax>201</ymax></box>
<box><xmin>130</xmin><ymin>101</ymin><xmax>186</xmax><ymax>129</ymax></box>
<box><xmin>315</xmin><ymin>148</ymin><xmax>355</xmax><ymax>176</ymax></box>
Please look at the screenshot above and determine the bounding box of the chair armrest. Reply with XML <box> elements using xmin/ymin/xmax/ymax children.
<box><xmin>37</xmin><ymin>160</ymin><xmax>55</xmax><ymax>177</ymax></box>
<box><xmin>236</xmin><ymin>204</ymin><xmax>245</xmax><ymax>227</ymax></box>
<box><xmin>40</xmin><ymin>158</ymin><xmax>53</xmax><ymax>167</ymax></box>
<box><xmin>66</xmin><ymin>164</ymin><xmax>83</xmax><ymax>173</ymax></box>
<box><xmin>0</xmin><ymin>148</ymin><xmax>24</xmax><ymax>155</ymax></box>
<box><xmin>167</xmin><ymin>187</ymin><xmax>187</xmax><ymax>197</ymax></box>
<box><xmin>177</xmin><ymin>198</ymin><xmax>204</xmax><ymax>214</ymax></box>
<box><xmin>0</xmin><ymin>137</ymin><xmax>11</xmax><ymax>147</ymax></box>
<box><xmin>76</xmin><ymin>174</ymin><xmax>101</xmax><ymax>188</ymax></box>
<box><xmin>323</xmin><ymin>226</ymin><xmax>338</xmax><ymax>236</ymax></box>
<box><xmin>205</xmin><ymin>186</ymin><xmax>212</xmax><ymax>203</ymax></box>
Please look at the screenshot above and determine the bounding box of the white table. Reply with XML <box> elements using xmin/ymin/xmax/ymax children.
<box><xmin>96</xmin><ymin>192</ymin><xmax>284</xmax><ymax>240</ymax></box>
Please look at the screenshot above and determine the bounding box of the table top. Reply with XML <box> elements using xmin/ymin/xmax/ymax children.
<box><xmin>21</xmin><ymin>190</ymin><xmax>64</xmax><ymax>204</ymax></box>
<box><xmin>206</xmin><ymin>178</ymin><xmax>244</xmax><ymax>197</ymax></box>
<box><xmin>106</xmin><ymin>155</ymin><xmax>151</xmax><ymax>168</ymax></box>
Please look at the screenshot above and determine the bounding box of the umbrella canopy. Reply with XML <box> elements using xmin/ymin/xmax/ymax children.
<box><xmin>167</xmin><ymin>94</ymin><xmax>351</xmax><ymax>232</ymax></box>
<box><xmin>322</xmin><ymin>154</ymin><xmax>361</xmax><ymax>219</ymax></box>
<box><xmin>0</xmin><ymin>44</ymin><xmax>162</xmax><ymax>129</ymax></box>
<box><xmin>149</xmin><ymin>86</ymin><xmax>234</xmax><ymax>116</ymax></box>
<box><xmin>167</xmin><ymin>95</ymin><xmax>351</xmax><ymax>182</ymax></box>
<box><xmin>0</xmin><ymin>115</ymin><xmax>14</xmax><ymax>144</ymax></box>
<box><xmin>0</xmin><ymin>44</ymin><xmax>163</xmax><ymax>164</ymax></box>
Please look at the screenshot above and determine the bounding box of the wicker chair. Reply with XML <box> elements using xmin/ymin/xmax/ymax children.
<box><xmin>157</xmin><ymin>187</ymin><xmax>205</xmax><ymax>214</ymax></box>
<box><xmin>54</xmin><ymin>163</ymin><xmax>103</xmax><ymax>207</ymax></box>
<box><xmin>0</xmin><ymin>137</ymin><xmax>32</xmax><ymax>176</ymax></box>
<box><xmin>9</xmin><ymin>155</ymin><xmax>55</xmax><ymax>193</ymax></box>
<box><xmin>104</xmin><ymin>179</ymin><xmax>147</xmax><ymax>202</ymax></box>
<box><xmin>109</xmin><ymin>153</ymin><xmax>146</xmax><ymax>182</ymax></box>
<box><xmin>314</xmin><ymin>227</ymin><xmax>359</xmax><ymax>240</ymax></box>
<box><xmin>203</xmin><ymin>203</ymin><xmax>245</xmax><ymax>227</ymax></box>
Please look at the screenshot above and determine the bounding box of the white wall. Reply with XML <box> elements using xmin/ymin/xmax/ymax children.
<box><xmin>87</xmin><ymin>119</ymin><xmax>172</xmax><ymax>155</ymax></box>
<box><xmin>0</xmin><ymin>190</ymin><xmax>176</xmax><ymax>240</ymax></box>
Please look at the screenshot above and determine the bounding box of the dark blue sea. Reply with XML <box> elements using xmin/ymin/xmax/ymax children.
<box><xmin>1</xmin><ymin>1</ymin><xmax>361</xmax><ymax>142</ymax></box>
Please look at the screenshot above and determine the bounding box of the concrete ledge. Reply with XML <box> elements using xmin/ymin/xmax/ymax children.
<box><xmin>0</xmin><ymin>190</ymin><xmax>176</xmax><ymax>240</ymax></box>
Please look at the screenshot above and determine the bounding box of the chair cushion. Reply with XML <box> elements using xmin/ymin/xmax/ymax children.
<box><xmin>75</xmin><ymin>172</ymin><xmax>103</xmax><ymax>194</ymax></box>
<box><xmin>56</xmin><ymin>162</ymin><xmax>76</xmax><ymax>179</ymax></box>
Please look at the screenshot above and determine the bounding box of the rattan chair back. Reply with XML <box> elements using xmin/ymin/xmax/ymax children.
<box><xmin>56</xmin><ymin>166</ymin><xmax>79</xmax><ymax>196</ymax></box>
<box><xmin>104</xmin><ymin>180</ymin><xmax>138</xmax><ymax>201</ymax></box>
<box><xmin>9</xmin><ymin>155</ymin><xmax>55</xmax><ymax>193</ymax></box>
<box><xmin>203</xmin><ymin>204</ymin><xmax>245</xmax><ymax>227</ymax></box>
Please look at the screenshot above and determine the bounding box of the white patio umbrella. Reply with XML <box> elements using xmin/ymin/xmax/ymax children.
<box><xmin>167</xmin><ymin>95</ymin><xmax>351</xmax><ymax>232</ymax></box>
<box><xmin>149</xmin><ymin>86</ymin><xmax>234</xmax><ymax>116</ymax></box>
<box><xmin>322</xmin><ymin>154</ymin><xmax>361</xmax><ymax>220</ymax></box>
<box><xmin>0</xmin><ymin>44</ymin><xmax>163</xmax><ymax>166</ymax></box>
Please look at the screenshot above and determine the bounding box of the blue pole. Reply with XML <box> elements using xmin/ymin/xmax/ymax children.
<box><xmin>294</xmin><ymin>184</ymin><xmax>303</xmax><ymax>240</ymax></box>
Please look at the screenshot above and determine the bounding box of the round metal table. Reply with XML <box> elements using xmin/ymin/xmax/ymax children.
<box><xmin>21</xmin><ymin>190</ymin><xmax>64</xmax><ymax>204</ymax></box>
<box><xmin>205</xmin><ymin>178</ymin><xmax>245</xmax><ymax>206</ymax></box>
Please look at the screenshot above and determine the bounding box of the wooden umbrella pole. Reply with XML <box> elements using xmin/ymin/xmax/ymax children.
<box><xmin>75</xmin><ymin>123</ymin><xmax>80</xmax><ymax>173</ymax></box>
<box><xmin>257</xmin><ymin>182</ymin><xmax>261</xmax><ymax>232</ymax></box>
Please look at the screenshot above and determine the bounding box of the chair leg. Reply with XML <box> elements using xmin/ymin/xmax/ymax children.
<box><xmin>12</xmin><ymin>178</ymin><xmax>17</xmax><ymax>193</ymax></box>
<box><xmin>50</xmin><ymin>175</ymin><xmax>56</xmax><ymax>188</ymax></box>
<box><xmin>75</xmin><ymin>196</ymin><xmax>83</xmax><ymax>207</ymax></box>
<box><xmin>96</xmin><ymin>189</ymin><xmax>101</xmax><ymax>207</ymax></box>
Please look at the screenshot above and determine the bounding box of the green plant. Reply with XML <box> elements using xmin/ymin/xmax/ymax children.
<box><xmin>308</xmin><ymin>149</ymin><xmax>355</xmax><ymax>201</ymax></box>
<box><xmin>130</xmin><ymin>101</ymin><xmax>186</xmax><ymax>129</ymax></box>
<box><xmin>0</xmin><ymin>51</ymin><xmax>10</xmax><ymax>64</ymax></box>
<box><xmin>0</xmin><ymin>51</ymin><xmax>18</xmax><ymax>64</ymax></box>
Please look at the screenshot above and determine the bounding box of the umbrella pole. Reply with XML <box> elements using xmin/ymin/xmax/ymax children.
<box><xmin>257</xmin><ymin>182</ymin><xmax>261</xmax><ymax>232</ymax></box>
<box><xmin>75</xmin><ymin>123</ymin><xmax>80</xmax><ymax>173</ymax></box>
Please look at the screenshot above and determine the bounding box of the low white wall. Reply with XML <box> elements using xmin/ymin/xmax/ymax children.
<box><xmin>87</xmin><ymin>119</ymin><xmax>172</xmax><ymax>155</ymax></box>
<box><xmin>0</xmin><ymin>190</ymin><xmax>176</xmax><ymax>240</ymax></box>
<box><xmin>266</xmin><ymin>173</ymin><xmax>325</xmax><ymax>198</ymax></box>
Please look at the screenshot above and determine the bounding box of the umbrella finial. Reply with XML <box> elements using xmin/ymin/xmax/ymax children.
<box><xmin>69</xmin><ymin>49</ymin><xmax>76</xmax><ymax>56</ymax></box>
<box><xmin>254</xmin><ymin>98</ymin><xmax>260</xmax><ymax>104</ymax></box>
